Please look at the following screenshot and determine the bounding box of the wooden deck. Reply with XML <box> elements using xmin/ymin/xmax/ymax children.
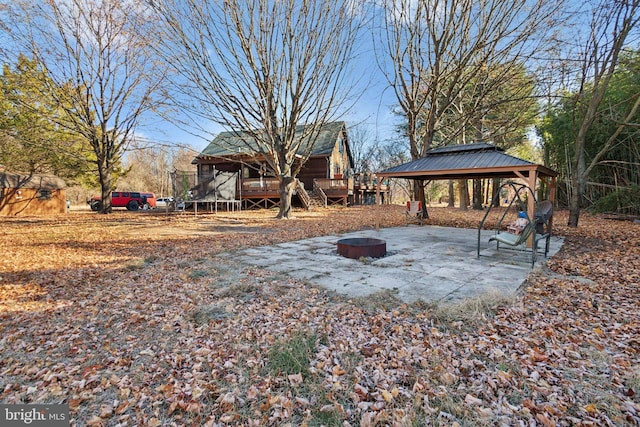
<box><xmin>241</xmin><ymin>178</ymin><xmax>281</xmax><ymax>209</ymax></box>
<box><xmin>314</xmin><ymin>178</ymin><xmax>350</xmax><ymax>206</ymax></box>
<box><xmin>239</xmin><ymin>177</ymin><xmax>351</xmax><ymax>209</ymax></box>
<box><xmin>237</xmin><ymin>177</ymin><xmax>387</xmax><ymax>208</ymax></box>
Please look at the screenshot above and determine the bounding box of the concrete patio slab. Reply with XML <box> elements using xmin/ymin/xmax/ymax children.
<box><xmin>229</xmin><ymin>225</ymin><xmax>564</xmax><ymax>304</ymax></box>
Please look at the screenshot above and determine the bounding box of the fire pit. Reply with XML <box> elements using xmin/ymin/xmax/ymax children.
<box><xmin>337</xmin><ymin>237</ymin><xmax>386</xmax><ymax>259</ymax></box>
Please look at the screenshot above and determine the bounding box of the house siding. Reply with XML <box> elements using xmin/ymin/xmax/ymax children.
<box><xmin>298</xmin><ymin>158</ymin><xmax>327</xmax><ymax>189</ymax></box>
<box><xmin>329</xmin><ymin>132</ymin><xmax>350</xmax><ymax>179</ymax></box>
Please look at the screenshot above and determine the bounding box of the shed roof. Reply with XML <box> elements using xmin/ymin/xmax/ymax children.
<box><xmin>195</xmin><ymin>121</ymin><xmax>348</xmax><ymax>160</ymax></box>
<box><xmin>377</xmin><ymin>142</ymin><xmax>557</xmax><ymax>181</ymax></box>
<box><xmin>0</xmin><ymin>172</ymin><xmax>66</xmax><ymax>189</ymax></box>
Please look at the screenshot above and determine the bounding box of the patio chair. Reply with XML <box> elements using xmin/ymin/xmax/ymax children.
<box><xmin>405</xmin><ymin>200</ymin><xmax>423</xmax><ymax>226</ymax></box>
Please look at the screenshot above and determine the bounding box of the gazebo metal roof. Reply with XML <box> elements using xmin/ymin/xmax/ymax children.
<box><xmin>377</xmin><ymin>142</ymin><xmax>557</xmax><ymax>181</ymax></box>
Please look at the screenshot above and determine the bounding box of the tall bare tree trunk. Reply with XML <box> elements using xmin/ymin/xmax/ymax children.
<box><xmin>448</xmin><ymin>180</ymin><xmax>455</xmax><ymax>207</ymax></box>
<box><xmin>98</xmin><ymin>156</ymin><xmax>113</xmax><ymax>213</ymax></box>
<box><xmin>568</xmin><ymin>154</ymin><xmax>586</xmax><ymax>226</ymax></box>
<box><xmin>492</xmin><ymin>179</ymin><xmax>501</xmax><ymax>207</ymax></box>
<box><xmin>413</xmin><ymin>180</ymin><xmax>428</xmax><ymax>218</ymax></box>
<box><xmin>277</xmin><ymin>176</ymin><xmax>295</xmax><ymax>219</ymax></box>
<box><xmin>458</xmin><ymin>180</ymin><xmax>469</xmax><ymax>211</ymax></box>
<box><xmin>472</xmin><ymin>179</ymin><xmax>483</xmax><ymax>209</ymax></box>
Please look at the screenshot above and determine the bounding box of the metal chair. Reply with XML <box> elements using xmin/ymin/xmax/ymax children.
<box><xmin>405</xmin><ymin>201</ymin><xmax>424</xmax><ymax>226</ymax></box>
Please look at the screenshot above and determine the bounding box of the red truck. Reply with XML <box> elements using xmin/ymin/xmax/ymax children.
<box><xmin>88</xmin><ymin>191</ymin><xmax>156</xmax><ymax>211</ymax></box>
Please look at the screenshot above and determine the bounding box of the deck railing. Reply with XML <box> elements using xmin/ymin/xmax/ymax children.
<box><xmin>353</xmin><ymin>180</ymin><xmax>388</xmax><ymax>191</ymax></box>
<box><xmin>242</xmin><ymin>178</ymin><xmax>280</xmax><ymax>193</ymax></box>
<box><xmin>314</xmin><ymin>178</ymin><xmax>349</xmax><ymax>190</ymax></box>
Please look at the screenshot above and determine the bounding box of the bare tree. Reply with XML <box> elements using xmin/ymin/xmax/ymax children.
<box><xmin>376</xmin><ymin>0</ymin><xmax>563</xmax><ymax>212</ymax></box>
<box><xmin>150</xmin><ymin>0</ymin><xmax>364</xmax><ymax>218</ymax></box>
<box><xmin>348</xmin><ymin>123</ymin><xmax>377</xmax><ymax>175</ymax></box>
<box><xmin>120</xmin><ymin>142</ymin><xmax>197</xmax><ymax>197</ymax></box>
<box><xmin>563</xmin><ymin>0</ymin><xmax>640</xmax><ymax>227</ymax></box>
<box><xmin>7</xmin><ymin>0</ymin><xmax>166</xmax><ymax>213</ymax></box>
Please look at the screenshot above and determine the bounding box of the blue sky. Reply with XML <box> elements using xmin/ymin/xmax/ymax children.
<box><xmin>136</xmin><ymin>74</ymin><xmax>401</xmax><ymax>154</ymax></box>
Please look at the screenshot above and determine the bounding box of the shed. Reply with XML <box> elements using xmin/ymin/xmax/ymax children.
<box><xmin>0</xmin><ymin>171</ymin><xmax>67</xmax><ymax>216</ymax></box>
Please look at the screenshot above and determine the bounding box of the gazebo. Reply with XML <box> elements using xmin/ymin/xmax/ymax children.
<box><xmin>375</xmin><ymin>143</ymin><xmax>558</xmax><ymax>228</ymax></box>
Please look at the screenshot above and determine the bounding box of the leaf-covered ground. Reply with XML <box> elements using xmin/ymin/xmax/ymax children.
<box><xmin>1</xmin><ymin>206</ymin><xmax>638</xmax><ymax>426</ymax></box>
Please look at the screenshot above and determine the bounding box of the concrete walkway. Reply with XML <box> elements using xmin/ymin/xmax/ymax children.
<box><xmin>231</xmin><ymin>225</ymin><xmax>564</xmax><ymax>304</ymax></box>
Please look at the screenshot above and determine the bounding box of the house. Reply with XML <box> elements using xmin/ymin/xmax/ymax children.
<box><xmin>192</xmin><ymin>121</ymin><xmax>360</xmax><ymax>209</ymax></box>
<box><xmin>0</xmin><ymin>170</ymin><xmax>67</xmax><ymax>216</ymax></box>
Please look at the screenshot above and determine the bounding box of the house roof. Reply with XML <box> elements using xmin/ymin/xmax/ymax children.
<box><xmin>195</xmin><ymin>121</ymin><xmax>348</xmax><ymax>161</ymax></box>
<box><xmin>0</xmin><ymin>172</ymin><xmax>66</xmax><ymax>189</ymax></box>
<box><xmin>377</xmin><ymin>142</ymin><xmax>557</xmax><ymax>181</ymax></box>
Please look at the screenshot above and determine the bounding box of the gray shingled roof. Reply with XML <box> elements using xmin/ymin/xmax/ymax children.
<box><xmin>196</xmin><ymin>121</ymin><xmax>347</xmax><ymax>159</ymax></box>
<box><xmin>378</xmin><ymin>142</ymin><xmax>556</xmax><ymax>180</ymax></box>
<box><xmin>0</xmin><ymin>172</ymin><xmax>66</xmax><ymax>189</ymax></box>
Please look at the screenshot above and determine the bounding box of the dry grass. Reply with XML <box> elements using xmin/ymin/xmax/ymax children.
<box><xmin>430</xmin><ymin>289</ymin><xmax>517</xmax><ymax>331</ymax></box>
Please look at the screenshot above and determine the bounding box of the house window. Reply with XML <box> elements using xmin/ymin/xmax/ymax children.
<box><xmin>39</xmin><ymin>189</ymin><xmax>52</xmax><ymax>200</ymax></box>
<box><xmin>338</xmin><ymin>139</ymin><xmax>344</xmax><ymax>154</ymax></box>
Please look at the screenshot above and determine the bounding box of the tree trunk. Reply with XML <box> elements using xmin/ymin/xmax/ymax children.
<box><xmin>413</xmin><ymin>179</ymin><xmax>429</xmax><ymax>218</ymax></box>
<box><xmin>568</xmin><ymin>131</ymin><xmax>588</xmax><ymax>227</ymax></box>
<box><xmin>567</xmin><ymin>167</ymin><xmax>585</xmax><ymax>227</ymax></box>
<box><xmin>98</xmin><ymin>157</ymin><xmax>113</xmax><ymax>214</ymax></box>
<box><xmin>568</xmin><ymin>189</ymin><xmax>580</xmax><ymax>227</ymax></box>
<box><xmin>472</xmin><ymin>179</ymin><xmax>483</xmax><ymax>210</ymax></box>
<box><xmin>447</xmin><ymin>180</ymin><xmax>455</xmax><ymax>207</ymax></box>
<box><xmin>458</xmin><ymin>179</ymin><xmax>469</xmax><ymax>211</ymax></box>
<box><xmin>492</xmin><ymin>178</ymin><xmax>501</xmax><ymax>207</ymax></box>
<box><xmin>277</xmin><ymin>175</ymin><xmax>295</xmax><ymax>219</ymax></box>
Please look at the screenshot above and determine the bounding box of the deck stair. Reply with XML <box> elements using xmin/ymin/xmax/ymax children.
<box><xmin>295</xmin><ymin>179</ymin><xmax>327</xmax><ymax>210</ymax></box>
<box><xmin>307</xmin><ymin>193</ymin><xmax>326</xmax><ymax>209</ymax></box>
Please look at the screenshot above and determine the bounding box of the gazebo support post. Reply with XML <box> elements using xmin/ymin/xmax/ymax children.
<box><xmin>526</xmin><ymin>170</ymin><xmax>537</xmax><ymax>248</ymax></box>
<box><xmin>375</xmin><ymin>178</ymin><xmax>381</xmax><ymax>231</ymax></box>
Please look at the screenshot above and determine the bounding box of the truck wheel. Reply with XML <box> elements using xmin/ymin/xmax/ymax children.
<box><xmin>91</xmin><ymin>201</ymin><xmax>102</xmax><ymax>212</ymax></box>
<box><xmin>127</xmin><ymin>200</ymin><xmax>139</xmax><ymax>211</ymax></box>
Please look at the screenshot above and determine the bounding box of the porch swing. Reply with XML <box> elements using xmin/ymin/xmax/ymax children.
<box><xmin>476</xmin><ymin>181</ymin><xmax>553</xmax><ymax>267</ymax></box>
